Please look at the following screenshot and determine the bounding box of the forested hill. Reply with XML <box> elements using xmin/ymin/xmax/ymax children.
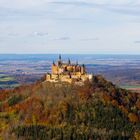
<box><xmin>0</xmin><ymin>75</ymin><xmax>140</xmax><ymax>140</ymax></box>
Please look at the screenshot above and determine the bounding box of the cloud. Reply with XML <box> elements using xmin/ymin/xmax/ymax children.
<box><xmin>5</xmin><ymin>31</ymin><xmax>48</xmax><ymax>38</ymax></box>
<box><xmin>51</xmin><ymin>37</ymin><xmax>99</xmax><ymax>42</ymax></box>
<box><xmin>49</xmin><ymin>0</ymin><xmax>140</xmax><ymax>16</ymax></box>
<box><xmin>0</xmin><ymin>0</ymin><xmax>50</xmax><ymax>9</ymax></box>
<box><xmin>1</xmin><ymin>0</ymin><xmax>140</xmax><ymax>15</ymax></box>
<box><xmin>0</xmin><ymin>0</ymin><xmax>140</xmax><ymax>54</ymax></box>
<box><xmin>53</xmin><ymin>37</ymin><xmax>71</xmax><ymax>41</ymax></box>
<box><xmin>55</xmin><ymin>17</ymin><xmax>88</xmax><ymax>21</ymax></box>
<box><xmin>80</xmin><ymin>37</ymin><xmax>99</xmax><ymax>41</ymax></box>
<box><xmin>8</xmin><ymin>32</ymin><xmax>19</xmax><ymax>37</ymax></box>
<box><xmin>80</xmin><ymin>0</ymin><xmax>137</xmax><ymax>5</ymax></box>
<box><xmin>33</xmin><ymin>32</ymin><xmax>48</xmax><ymax>37</ymax></box>
<box><xmin>134</xmin><ymin>41</ymin><xmax>140</xmax><ymax>44</ymax></box>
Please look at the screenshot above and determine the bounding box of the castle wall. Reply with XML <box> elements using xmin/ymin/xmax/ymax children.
<box><xmin>45</xmin><ymin>55</ymin><xmax>92</xmax><ymax>84</ymax></box>
<box><xmin>52</xmin><ymin>65</ymin><xmax>58</xmax><ymax>74</ymax></box>
<box><xmin>46</xmin><ymin>74</ymin><xmax>51</xmax><ymax>80</ymax></box>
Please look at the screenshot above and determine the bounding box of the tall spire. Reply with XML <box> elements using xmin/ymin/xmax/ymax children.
<box><xmin>59</xmin><ymin>54</ymin><xmax>61</xmax><ymax>60</ymax></box>
<box><xmin>53</xmin><ymin>60</ymin><xmax>55</xmax><ymax>65</ymax></box>
<box><xmin>76</xmin><ymin>60</ymin><xmax>78</xmax><ymax>65</ymax></box>
<box><xmin>58</xmin><ymin>54</ymin><xmax>62</xmax><ymax>66</ymax></box>
<box><xmin>81</xmin><ymin>64</ymin><xmax>86</xmax><ymax>74</ymax></box>
<box><xmin>68</xmin><ymin>58</ymin><xmax>71</xmax><ymax>65</ymax></box>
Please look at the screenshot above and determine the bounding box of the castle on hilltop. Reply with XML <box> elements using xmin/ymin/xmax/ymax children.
<box><xmin>45</xmin><ymin>55</ymin><xmax>93</xmax><ymax>84</ymax></box>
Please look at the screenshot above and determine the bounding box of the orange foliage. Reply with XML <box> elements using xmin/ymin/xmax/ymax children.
<box><xmin>78</xmin><ymin>87</ymin><xmax>92</xmax><ymax>100</ymax></box>
<box><xmin>0</xmin><ymin>89</ymin><xmax>11</xmax><ymax>101</ymax></box>
<box><xmin>111</xmin><ymin>100</ymin><xmax>118</xmax><ymax>107</ymax></box>
<box><xmin>1</xmin><ymin>102</ymin><xmax>9</xmax><ymax>111</ymax></box>
<box><xmin>128</xmin><ymin>113</ymin><xmax>139</xmax><ymax>123</ymax></box>
<box><xmin>119</xmin><ymin>105</ymin><xmax>128</xmax><ymax>115</ymax></box>
<box><xmin>102</xmin><ymin>94</ymin><xmax>111</xmax><ymax>104</ymax></box>
<box><xmin>136</xmin><ymin>100</ymin><xmax>140</xmax><ymax>110</ymax></box>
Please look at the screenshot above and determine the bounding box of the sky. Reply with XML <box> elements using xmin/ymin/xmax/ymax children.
<box><xmin>0</xmin><ymin>0</ymin><xmax>140</xmax><ymax>54</ymax></box>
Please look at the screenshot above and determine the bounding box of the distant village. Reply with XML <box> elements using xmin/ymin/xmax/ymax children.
<box><xmin>45</xmin><ymin>55</ymin><xmax>93</xmax><ymax>84</ymax></box>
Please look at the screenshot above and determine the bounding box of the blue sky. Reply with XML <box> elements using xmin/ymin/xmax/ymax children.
<box><xmin>0</xmin><ymin>0</ymin><xmax>140</xmax><ymax>54</ymax></box>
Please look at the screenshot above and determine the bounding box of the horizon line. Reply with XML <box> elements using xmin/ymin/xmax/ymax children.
<box><xmin>0</xmin><ymin>53</ymin><xmax>140</xmax><ymax>55</ymax></box>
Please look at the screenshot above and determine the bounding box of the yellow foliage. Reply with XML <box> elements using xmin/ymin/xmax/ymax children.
<box><xmin>0</xmin><ymin>136</ymin><xmax>3</xmax><ymax>140</ymax></box>
<box><xmin>32</xmin><ymin>114</ymin><xmax>37</xmax><ymax>125</ymax></box>
<box><xmin>0</xmin><ymin>121</ymin><xmax>8</xmax><ymax>131</ymax></box>
<box><xmin>134</xmin><ymin>131</ymin><xmax>140</xmax><ymax>140</ymax></box>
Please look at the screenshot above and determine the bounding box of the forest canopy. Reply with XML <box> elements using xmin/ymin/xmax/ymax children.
<box><xmin>0</xmin><ymin>75</ymin><xmax>140</xmax><ymax>140</ymax></box>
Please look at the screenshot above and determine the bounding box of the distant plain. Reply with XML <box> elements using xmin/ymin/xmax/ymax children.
<box><xmin>0</xmin><ymin>54</ymin><xmax>140</xmax><ymax>91</ymax></box>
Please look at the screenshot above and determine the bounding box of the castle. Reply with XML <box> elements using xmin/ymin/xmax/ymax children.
<box><xmin>45</xmin><ymin>55</ymin><xmax>93</xmax><ymax>84</ymax></box>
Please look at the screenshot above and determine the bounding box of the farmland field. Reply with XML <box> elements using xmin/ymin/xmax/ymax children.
<box><xmin>0</xmin><ymin>54</ymin><xmax>140</xmax><ymax>90</ymax></box>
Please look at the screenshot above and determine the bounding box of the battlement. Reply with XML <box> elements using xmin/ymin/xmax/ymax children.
<box><xmin>45</xmin><ymin>55</ymin><xmax>93</xmax><ymax>84</ymax></box>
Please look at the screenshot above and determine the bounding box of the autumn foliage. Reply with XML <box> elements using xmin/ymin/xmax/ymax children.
<box><xmin>0</xmin><ymin>75</ymin><xmax>139</xmax><ymax>139</ymax></box>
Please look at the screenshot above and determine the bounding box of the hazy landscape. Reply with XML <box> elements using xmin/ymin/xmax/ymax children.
<box><xmin>0</xmin><ymin>0</ymin><xmax>140</xmax><ymax>139</ymax></box>
<box><xmin>1</xmin><ymin>54</ymin><xmax>140</xmax><ymax>90</ymax></box>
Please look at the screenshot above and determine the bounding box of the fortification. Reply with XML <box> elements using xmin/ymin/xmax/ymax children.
<box><xmin>45</xmin><ymin>55</ymin><xmax>93</xmax><ymax>84</ymax></box>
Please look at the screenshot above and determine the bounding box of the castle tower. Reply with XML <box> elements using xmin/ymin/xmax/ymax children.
<box><xmin>53</xmin><ymin>60</ymin><xmax>55</xmax><ymax>66</ymax></box>
<box><xmin>52</xmin><ymin>60</ymin><xmax>58</xmax><ymax>75</ymax></box>
<box><xmin>81</xmin><ymin>64</ymin><xmax>86</xmax><ymax>74</ymax></box>
<box><xmin>76</xmin><ymin>60</ymin><xmax>78</xmax><ymax>65</ymax></box>
<box><xmin>52</xmin><ymin>64</ymin><xmax>58</xmax><ymax>74</ymax></box>
<box><xmin>68</xmin><ymin>58</ymin><xmax>71</xmax><ymax>65</ymax></box>
<box><xmin>46</xmin><ymin>54</ymin><xmax>90</xmax><ymax>83</ymax></box>
<box><xmin>57</xmin><ymin>54</ymin><xmax>62</xmax><ymax>66</ymax></box>
<box><xmin>59</xmin><ymin>54</ymin><xmax>61</xmax><ymax>60</ymax></box>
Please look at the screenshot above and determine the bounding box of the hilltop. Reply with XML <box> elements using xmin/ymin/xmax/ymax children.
<box><xmin>0</xmin><ymin>75</ymin><xmax>140</xmax><ymax>140</ymax></box>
